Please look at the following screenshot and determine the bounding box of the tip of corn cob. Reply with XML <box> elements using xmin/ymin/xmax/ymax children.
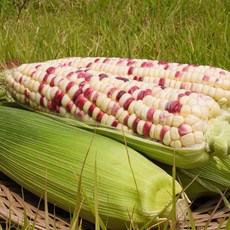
<box><xmin>205</xmin><ymin>115</ymin><xmax>230</xmax><ymax>158</ymax></box>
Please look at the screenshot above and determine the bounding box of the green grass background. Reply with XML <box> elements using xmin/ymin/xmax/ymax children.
<box><xmin>0</xmin><ymin>0</ymin><xmax>229</xmax><ymax>70</ymax></box>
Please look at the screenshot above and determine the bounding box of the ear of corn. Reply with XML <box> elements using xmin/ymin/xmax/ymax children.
<box><xmin>42</xmin><ymin>57</ymin><xmax>230</xmax><ymax>109</ymax></box>
<box><xmin>2</xmin><ymin>60</ymin><xmax>230</xmax><ymax>168</ymax></box>
<box><xmin>0</xmin><ymin>103</ymin><xmax>182</xmax><ymax>229</ymax></box>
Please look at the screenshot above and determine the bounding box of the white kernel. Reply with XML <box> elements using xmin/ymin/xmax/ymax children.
<box><xmin>106</xmin><ymin>115</ymin><xmax>116</xmax><ymax>126</ymax></box>
<box><xmin>116</xmin><ymin>107</ymin><xmax>125</xmax><ymax>119</ymax></box>
<box><xmin>137</xmin><ymin>120</ymin><xmax>145</xmax><ymax>135</ymax></box>
<box><xmin>61</xmin><ymin>94</ymin><xmax>71</xmax><ymax>107</ymax></box>
<box><xmin>152</xmin><ymin>99</ymin><xmax>159</xmax><ymax>109</ymax></box>
<box><xmin>119</xmin><ymin>93</ymin><xmax>131</xmax><ymax>106</ymax></box>
<box><xmin>40</xmin><ymin>84</ymin><xmax>49</xmax><ymax>96</ymax></box>
<box><xmin>170</xmin><ymin>127</ymin><xmax>180</xmax><ymax>141</ymax></box>
<box><xmin>83</xmin><ymin>101</ymin><xmax>91</xmax><ymax>113</ymax></box>
<box><xmin>54</xmin><ymin>75</ymin><xmax>63</xmax><ymax>86</ymax></box>
<box><xmin>172</xmin><ymin>116</ymin><xmax>184</xmax><ymax>127</ymax></box>
<box><xmin>213</xmin><ymin>88</ymin><xmax>224</xmax><ymax>101</ymax></box>
<box><xmin>127</xmin><ymin>114</ymin><xmax>136</xmax><ymax>129</ymax></box>
<box><xmin>36</xmin><ymin>71</ymin><xmax>46</xmax><ymax>82</ymax></box>
<box><xmin>32</xmin><ymin>81</ymin><xmax>40</xmax><ymax>92</ymax></box>
<box><xmin>136</xmin><ymin>104</ymin><xmax>145</xmax><ymax>118</ymax></box>
<box><xmin>184</xmin><ymin>114</ymin><xmax>200</xmax><ymax>125</ymax></box>
<box><xmin>30</xmin><ymin>92</ymin><xmax>36</xmax><ymax>101</ymax></box>
<box><xmin>35</xmin><ymin>93</ymin><xmax>41</xmax><ymax>104</ymax></box>
<box><xmin>140</xmin><ymin>107</ymin><xmax>149</xmax><ymax>121</ymax></box>
<box><xmin>149</xmin><ymin>124</ymin><xmax>156</xmax><ymax>139</ymax></box>
<box><xmin>154</xmin><ymin>124</ymin><xmax>162</xmax><ymax>140</ymax></box>
<box><xmin>132</xmin><ymin>89</ymin><xmax>141</xmax><ymax>99</ymax></box>
<box><xmin>187</xmin><ymin>97</ymin><xmax>198</xmax><ymax>106</ymax></box>
<box><xmin>163</xmin><ymin>130</ymin><xmax>171</xmax><ymax>146</ymax></box>
<box><xmin>193</xmin><ymin>84</ymin><xmax>203</xmax><ymax>94</ymax></box>
<box><xmin>50</xmin><ymin>86</ymin><xmax>59</xmax><ymax>99</ymax></box>
<box><xmin>59</xmin><ymin>106</ymin><xmax>67</xmax><ymax>116</ymax></box>
<box><xmin>143</xmin><ymin>95</ymin><xmax>154</xmax><ymax>107</ymax></box>
<box><xmin>200</xmin><ymin>107</ymin><xmax>210</xmax><ymax>120</ymax></box>
<box><xmin>133</xmin><ymin>100</ymin><xmax>144</xmax><ymax>113</ymax></box>
<box><xmin>43</xmin><ymin>97</ymin><xmax>48</xmax><ymax>107</ymax></box>
<box><xmin>170</xmin><ymin>140</ymin><xmax>182</xmax><ymax>148</ymax></box>
<box><xmin>166</xmin><ymin>114</ymin><xmax>174</xmax><ymax>126</ymax></box>
<box><xmin>70</xmin><ymin>104</ymin><xmax>77</xmax><ymax>114</ymax></box>
<box><xmin>169</xmin><ymin>80</ymin><xmax>176</xmax><ymax>88</ymax></box>
<box><xmin>45</xmin><ymin>87</ymin><xmax>52</xmax><ymax>100</ymax></box>
<box><xmin>118</xmin><ymin>110</ymin><xmax>129</xmax><ymax>123</ymax></box>
<box><xmin>181</xmin><ymin>133</ymin><xmax>195</xmax><ymax>147</ymax></box>
<box><xmin>180</xmin><ymin>105</ymin><xmax>191</xmax><ymax>116</ymax></box>
<box><xmin>179</xmin><ymin>95</ymin><xmax>189</xmax><ymax>105</ymax></box>
<box><xmin>207</xmin><ymin>87</ymin><xmax>216</xmax><ymax>99</ymax></box>
<box><xmin>194</xmin><ymin>131</ymin><xmax>204</xmax><ymax>144</ymax></box>
<box><xmin>92</xmin><ymin>107</ymin><xmax>100</xmax><ymax>120</ymax></box>
<box><xmin>101</xmin><ymin>98</ymin><xmax>111</xmax><ymax>112</ymax></box>
<box><xmin>100</xmin><ymin>83</ymin><xmax>110</xmax><ymax>93</ymax></box>
<box><xmin>13</xmin><ymin>72</ymin><xmax>22</xmax><ymax>82</ymax></box>
<box><xmin>192</xmin><ymin>120</ymin><xmax>207</xmax><ymax>132</ymax></box>
<box><xmin>190</xmin><ymin>105</ymin><xmax>202</xmax><ymax>118</ymax></box>
<box><xmin>46</xmin><ymin>74</ymin><xmax>55</xmax><ymax>84</ymax></box>
<box><xmin>68</xmin><ymin>85</ymin><xmax>79</xmax><ymax>99</ymax></box>
<box><xmin>210</xmin><ymin>103</ymin><xmax>221</xmax><ymax>117</ymax></box>
<box><xmin>128</xmin><ymin>100</ymin><xmax>136</xmax><ymax>114</ymax></box>
<box><xmin>158</xmin><ymin>99</ymin><xmax>168</xmax><ymax>110</ymax></box>
<box><xmin>96</xmin><ymin>94</ymin><xmax>107</xmax><ymax>107</ymax></box>
<box><xmin>153</xmin><ymin>110</ymin><xmax>161</xmax><ymax>124</ymax></box>
<box><xmin>111</xmin><ymin>89</ymin><xmax>120</xmax><ymax>101</ymax></box>
<box><xmin>201</xmin><ymin>85</ymin><xmax>210</xmax><ymax>95</ymax></box>
<box><xmin>101</xmin><ymin>113</ymin><xmax>109</xmax><ymax>124</ymax></box>
<box><xmin>222</xmin><ymin>79</ymin><xmax>230</xmax><ymax>90</ymax></box>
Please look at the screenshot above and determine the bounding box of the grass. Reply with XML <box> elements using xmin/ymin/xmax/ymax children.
<box><xmin>0</xmin><ymin>0</ymin><xmax>229</xmax><ymax>69</ymax></box>
<box><xmin>0</xmin><ymin>0</ymin><xmax>229</xmax><ymax>229</ymax></box>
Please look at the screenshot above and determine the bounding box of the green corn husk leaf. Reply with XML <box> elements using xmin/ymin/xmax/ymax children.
<box><xmin>178</xmin><ymin>156</ymin><xmax>230</xmax><ymax>203</ymax></box>
<box><xmin>0</xmin><ymin>104</ymin><xmax>182</xmax><ymax>229</ymax></box>
<box><xmin>34</xmin><ymin>110</ymin><xmax>216</xmax><ymax>169</ymax></box>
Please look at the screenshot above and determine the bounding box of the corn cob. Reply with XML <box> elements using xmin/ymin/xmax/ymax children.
<box><xmin>0</xmin><ymin>103</ymin><xmax>182</xmax><ymax>229</ymax></box>
<box><xmin>42</xmin><ymin>57</ymin><xmax>230</xmax><ymax>108</ymax></box>
<box><xmin>2</xmin><ymin>60</ymin><xmax>230</xmax><ymax>168</ymax></box>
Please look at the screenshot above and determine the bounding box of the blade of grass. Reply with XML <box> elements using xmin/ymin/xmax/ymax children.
<box><xmin>31</xmin><ymin>195</ymin><xmax>44</xmax><ymax>230</ymax></box>
<box><xmin>226</xmin><ymin>213</ymin><xmax>230</xmax><ymax>230</ymax></box>
<box><xmin>122</xmin><ymin>126</ymin><xmax>142</xmax><ymax>213</ymax></box>
<box><xmin>44</xmin><ymin>169</ymin><xmax>50</xmax><ymax>230</ymax></box>
<box><xmin>94</xmin><ymin>153</ymin><xmax>100</xmax><ymax>230</ymax></box>
<box><xmin>170</xmin><ymin>150</ymin><xmax>177</xmax><ymax>230</ymax></box>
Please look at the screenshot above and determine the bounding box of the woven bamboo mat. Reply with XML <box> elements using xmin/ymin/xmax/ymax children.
<box><xmin>0</xmin><ymin>172</ymin><xmax>229</xmax><ymax>230</ymax></box>
<box><xmin>0</xmin><ymin>173</ymin><xmax>71</xmax><ymax>230</ymax></box>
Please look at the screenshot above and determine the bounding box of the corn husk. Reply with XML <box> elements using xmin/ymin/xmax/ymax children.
<box><xmin>0</xmin><ymin>103</ymin><xmax>182</xmax><ymax>229</ymax></box>
<box><xmin>157</xmin><ymin>156</ymin><xmax>230</xmax><ymax>207</ymax></box>
<box><xmin>177</xmin><ymin>156</ymin><xmax>230</xmax><ymax>202</ymax></box>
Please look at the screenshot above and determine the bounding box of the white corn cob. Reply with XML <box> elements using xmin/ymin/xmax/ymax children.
<box><xmin>5</xmin><ymin>62</ymin><xmax>221</xmax><ymax>149</ymax></box>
